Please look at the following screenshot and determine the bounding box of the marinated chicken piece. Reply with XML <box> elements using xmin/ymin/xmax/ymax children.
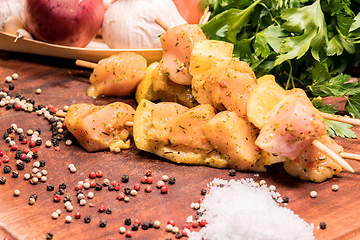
<box><xmin>255</xmin><ymin>89</ymin><xmax>326</xmax><ymax>159</ymax></box>
<box><xmin>87</xmin><ymin>52</ymin><xmax>147</xmax><ymax>98</ymax></box>
<box><xmin>202</xmin><ymin>111</ymin><xmax>265</xmax><ymax>172</ymax></box>
<box><xmin>192</xmin><ymin>58</ymin><xmax>257</xmax><ymax>118</ymax></box>
<box><xmin>283</xmin><ymin>135</ymin><xmax>343</xmax><ymax>182</ymax></box>
<box><xmin>152</xmin><ymin>63</ymin><xmax>198</xmax><ymax>108</ymax></box>
<box><xmin>159</xmin><ymin>24</ymin><xmax>206</xmax><ymax>85</ymax></box>
<box><xmin>65</xmin><ymin>102</ymin><xmax>135</xmax><ymax>152</ymax></box>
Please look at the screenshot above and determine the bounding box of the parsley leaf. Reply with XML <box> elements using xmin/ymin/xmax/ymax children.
<box><xmin>346</xmin><ymin>94</ymin><xmax>360</xmax><ymax>118</ymax></box>
<box><xmin>309</xmin><ymin>74</ymin><xmax>360</xmax><ymax>97</ymax></box>
<box><xmin>324</xmin><ymin>119</ymin><xmax>358</xmax><ymax>139</ymax></box>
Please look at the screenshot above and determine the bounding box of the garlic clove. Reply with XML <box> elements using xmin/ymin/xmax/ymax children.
<box><xmin>14</xmin><ymin>29</ymin><xmax>33</xmax><ymax>42</ymax></box>
<box><xmin>3</xmin><ymin>16</ymin><xmax>27</xmax><ymax>36</ymax></box>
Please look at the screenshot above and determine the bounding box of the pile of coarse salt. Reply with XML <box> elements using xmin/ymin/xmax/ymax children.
<box><xmin>186</xmin><ymin>178</ymin><xmax>314</xmax><ymax>240</ymax></box>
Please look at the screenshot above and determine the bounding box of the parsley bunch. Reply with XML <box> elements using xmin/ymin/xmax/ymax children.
<box><xmin>199</xmin><ymin>0</ymin><xmax>360</xmax><ymax>137</ymax></box>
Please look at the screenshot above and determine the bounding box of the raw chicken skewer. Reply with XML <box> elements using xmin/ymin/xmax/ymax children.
<box><xmin>340</xmin><ymin>152</ymin><xmax>360</xmax><ymax>161</ymax></box>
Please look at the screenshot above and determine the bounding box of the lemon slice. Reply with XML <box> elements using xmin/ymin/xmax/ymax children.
<box><xmin>259</xmin><ymin>150</ymin><xmax>288</xmax><ymax>166</ymax></box>
<box><xmin>189</xmin><ymin>40</ymin><xmax>233</xmax><ymax>76</ymax></box>
<box><xmin>247</xmin><ymin>75</ymin><xmax>286</xmax><ymax>129</ymax></box>
<box><xmin>135</xmin><ymin>62</ymin><xmax>161</xmax><ymax>104</ymax></box>
<box><xmin>133</xmin><ymin>99</ymin><xmax>155</xmax><ymax>152</ymax></box>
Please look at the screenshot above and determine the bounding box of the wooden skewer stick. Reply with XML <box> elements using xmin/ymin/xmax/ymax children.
<box><xmin>340</xmin><ymin>152</ymin><xmax>360</xmax><ymax>161</ymax></box>
<box><xmin>155</xmin><ymin>18</ymin><xmax>169</xmax><ymax>31</ymax></box>
<box><xmin>312</xmin><ymin>140</ymin><xmax>354</xmax><ymax>173</ymax></box>
<box><xmin>321</xmin><ymin>112</ymin><xmax>360</xmax><ymax>126</ymax></box>
<box><xmin>76</xmin><ymin>59</ymin><xmax>97</xmax><ymax>69</ymax></box>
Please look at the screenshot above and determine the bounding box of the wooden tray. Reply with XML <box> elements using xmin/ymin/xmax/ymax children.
<box><xmin>0</xmin><ymin>32</ymin><xmax>162</xmax><ymax>64</ymax></box>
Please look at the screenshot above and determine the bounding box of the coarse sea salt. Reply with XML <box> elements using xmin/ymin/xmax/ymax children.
<box><xmin>186</xmin><ymin>178</ymin><xmax>314</xmax><ymax>240</ymax></box>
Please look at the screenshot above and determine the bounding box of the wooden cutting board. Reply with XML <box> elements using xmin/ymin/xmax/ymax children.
<box><xmin>0</xmin><ymin>51</ymin><xmax>360</xmax><ymax>240</ymax></box>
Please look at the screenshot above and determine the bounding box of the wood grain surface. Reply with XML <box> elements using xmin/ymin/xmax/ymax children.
<box><xmin>0</xmin><ymin>51</ymin><xmax>360</xmax><ymax>240</ymax></box>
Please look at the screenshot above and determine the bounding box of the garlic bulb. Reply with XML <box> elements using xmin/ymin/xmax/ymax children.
<box><xmin>1</xmin><ymin>0</ymin><xmax>25</xmax><ymax>32</ymax></box>
<box><xmin>102</xmin><ymin>0</ymin><xmax>187</xmax><ymax>49</ymax></box>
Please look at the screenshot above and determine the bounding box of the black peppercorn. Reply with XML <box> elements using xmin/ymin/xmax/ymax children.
<box><xmin>5</xmin><ymin>103</ymin><xmax>12</xmax><ymax>110</ymax></box>
<box><xmin>36</xmin><ymin>128</ymin><xmax>41</xmax><ymax>135</ymax></box>
<box><xmin>16</xmin><ymin>161</ymin><xmax>25</xmax><ymax>170</ymax></box>
<box><xmin>59</xmin><ymin>183</ymin><xmax>67</xmax><ymax>190</ymax></box>
<box><xmin>0</xmin><ymin>176</ymin><xmax>6</xmax><ymax>184</ymax></box>
<box><xmin>35</xmin><ymin>139</ymin><xmax>42</xmax><ymax>146</ymax></box>
<box><xmin>200</xmin><ymin>189</ymin><xmax>207</xmax><ymax>195</ymax></box>
<box><xmin>47</xmin><ymin>184</ymin><xmax>55</xmax><ymax>191</ymax></box>
<box><xmin>12</xmin><ymin>171</ymin><xmax>19</xmax><ymax>178</ymax></box>
<box><xmin>229</xmin><ymin>169</ymin><xmax>236</xmax><ymax>176</ymax></box>
<box><xmin>3</xmin><ymin>132</ymin><xmax>9</xmax><ymax>139</ymax></box>
<box><xmin>24</xmin><ymin>157</ymin><xmax>31</xmax><ymax>163</ymax></box>
<box><xmin>124</xmin><ymin>187</ymin><xmax>131</xmax><ymax>195</ymax></box>
<box><xmin>148</xmin><ymin>220</ymin><xmax>154</xmax><ymax>228</ymax></box>
<box><xmin>108</xmin><ymin>185</ymin><xmax>115</xmax><ymax>191</ymax></box>
<box><xmin>3</xmin><ymin>165</ymin><xmax>11</xmax><ymax>173</ymax></box>
<box><xmin>169</xmin><ymin>177</ymin><xmax>176</xmax><ymax>184</ymax></box>
<box><xmin>18</xmin><ymin>134</ymin><xmax>25</xmax><ymax>141</ymax></box>
<box><xmin>58</xmin><ymin>189</ymin><xmax>65</xmax><ymax>195</ymax></box>
<box><xmin>175</xmin><ymin>231</ymin><xmax>182</xmax><ymax>239</ymax></box>
<box><xmin>46</xmin><ymin>232</ymin><xmax>53</xmax><ymax>240</ymax></box>
<box><xmin>95</xmin><ymin>183</ymin><xmax>102</xmax><ymax>191</ymax></box>
<box><xmin>124</xmin><ymin>217</ymin><xmax>131</xmax><ymax>225</ymax></box>
<box><xmin>9</xmin><ymin>83</ymin><xmax>15</xmax><ymax>90</ymax></box>
<box><xmin>122</xmin><ymin>174</ymin><xmax>129</xmax><ymax>183</ymax></box>
<box><xmin>282</xmin><ymin>196</ymin><xmax>289</xmax><ymax>203</ymax></box>
<box><xmin>64</xmin><ymin>194</ymin><xmax>72</xmax><ymax>202</ymax></box>
<box><xmin>141</xmin><ymin>222</ymin><xmax>149</xmax><ymax>230</ymax></box>
<box><xmin>132</xmin><ymin>223</ymin><xmax>139</xmax><ymax>231</ymax></box>
<box><xmin>30</xmin><ymin>193</ymin><xmax>38</xmax><ymax>201</ymax></box>
<box><xmin>15</xmin><ymin>150</ymin><xmax>22</xmax><ymax>159</ymax></box>
<box><xmin>7</xmin><ymin>127</ymin><xmax>13</xmax><ymax>133</ymax></box>
<box><xmin>105</xmin><ymin>208</ymin><xmax>112</xmax><ymax>214</ymax></box>
<box><xmin>32</xmin><ymin>152</ymin><xmax>39</xmax><ymax>159</ymax></box>
<box><xmin>76</xmin><ymin>190</ymin><xmax>83</xmax><ymax>196</ymax></box>
<box><xmin>319</xmin><ymin>222</ymin><xmax>326</xmax><ymax>229</ymax></box>
<box><xmin>84</xmin><ymin>215</ymin><xmax>91</xmax><ymax>223</ymax></box>
<box><xmin>39</xmin><ymin>160</ymin><xmax>46</xmax><ymax>167</ymax></box>
<box><xmin>99</xmin><ymin>219</ymin><xmax>107</xmax><ymax>228</ymax></box>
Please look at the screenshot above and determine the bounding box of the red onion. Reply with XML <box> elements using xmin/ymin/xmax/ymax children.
<box><xmin>24</xmin><ymin>0</ymin><xmax>104</xmax><ymax>47</ymax></box>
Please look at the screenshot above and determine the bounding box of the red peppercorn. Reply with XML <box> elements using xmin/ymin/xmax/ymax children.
<box><xmin>90</xmin><ymin>180</ymin><xmax>96</xmax><ymax>188</ymax></box>
<box><xmin>53</xmin><ymin>194</ymin><xmax>61</xmax><ymax>202</ymax></box>
<box><xmin>89</xmin><ymin>203</ymin><xmax>95</xmax><ymax>207</ymax></box>
<box><xmin>161</xmin><ymin>186</ymin><xmax>168</xmax><ymax>194</ymax></box>
<box><xmin>43</xmin><ymin>105</ymin><xmax>47</xmax><ymax>109</ymax></box>
<box><xmin>47</xmin><ymin>105</ymin><xmax>54</xmax><ymax>110</ymax></box>
<box><xmin>145</xmin><ymin>185</ymin><xmax>152</xmax><ymax>193</ymax></box>
<box><xmin>199</xmin><ymin>197</ymin><xmax>205</xmax><ymax>205</ymax></box>
<box><xmin>114</xmin><ymin>182</ymin><xmax>121</xmax><ymax>191</ymax></box>
<box><xmin>125</xmin><ymin>231</ymin><xmax>132</xmax><ymax>238</ymax></box>
<box><xmin>140</xmin><ymin>176</ymin><xmax>147</xmax><ymax>184</ymax></box>
<box><xmin>75</xmin><ymin>184</ymin><xmax>82</xmax><ymax>191</ymax></box>
<box><xmin>107</xmin><ymin>237</ymin><xmax>115</xmax><ymax>240</ymax></box>
<box><xmin>21</xmin><ymin>138</ymin><xmax>28</xmax><ymax>144</ymax></box>
<box><xmin>146</xmin><ymin>176</ymin><xmax>153</xmax><ymax>184</ymax></box>
<box><xmin>62</xmin><ymin>123</ymin><xmax>67</xmax><ymax>130</ymax></box>
<box><xmin>116</xmin><ymin>193</ymin><xmax>125</xmax><ymax>200</ymax></box>
<box><xmin>89</xmin><ymin>171</ymin><xmax>96</xmax><ymax>179</ymax></box>
<box><xmin>29</xmin><ymin>140</ymin><xmax>36</xmax><ymax>148</ymax></box>
<box><xmin>192</xmin><ymin>220</ymin><xmax>199</xmax><ymax>228</ymax></box>
<box><xmin>20</xmin><ymin>153</ymin><xmax>26</xmax><ymax>160</ymax></box>
<box><xmin>75</xmin><ymin>212</ymin><xmax>81</xmax><ymax>219</ymax></box>
<box><xmin>181</xmin><ymin>229</ymin><xmax>188</xmax><ymax>237</ymax></box>
<box><xmin>4</xmin><ymin>237</ymin><xmax>11</xmax><ymax>240</ymax></box>
<box><xmin>53</xmin><ymin>107</ymin><xmax>59</xmax><ymax>113</ymax></box>
<box><xmin>98</xmin><ymin>205</ymin><xmax>106</xmax><ymax>212</ymax></box>
<box><xmin>9</xmin><ymin>133</ymin><xmax>15</xmax><ymax>140</ymax></box>
<box><xmin>183</xmin><ymin>224</ymin><xmax>191</xmax><ymax>229</ymax></box>
<box><xmin>84</xmin><ymin>178</ymin><xmax>90</xmax><ymax>183</ymax></box>
<box><xmin>200</xmin><ymin>219</ymin><xmax>207</xmax><ymax>227</ymax></box>
<box><xmin>167</xmin><ymin>220</ymin><xmax>175</xmax><ymax>227</ymax></box>
<box><xmin>111</xmin><ymin>180</ymin><xmax>118</xmax><ymax>186</ymax></box>
<box><xmin>0</xmin><ymin>150</ymin><xmax>3</xmax><ymax>157</ymax></box>
<box><xmin>11</xmin><ymin>144</ymin><xmax>18</xmax><ymax>151</ymax></box>
<box><xmin>134</xmin><ymin>183</ymin><xmax>141</xmax><ymax>191</ymax></box>
<box><xmin>3</xmin><ymin>155</ymin><xmax>10</xmax><ymax>163</ymax></box>
<box><xmin>134</xmin><ymin>218</ymin><xmax>141</xmax><ymax>225</ymax></box>
<box><xmin>96</xmin><ymin>170</ymin><xmax>103</xmax><ymax>178</ymax></box>
<box><xmin>30</xmin><ymin>148</ymin><xmax>37</xmax><ymax>153</ymax></box>
<box><xmin>54</xmin><ymin>146</ymin><xmax>60</xmax><ymax>151</ymax></box>
<box><xmin>156</xmin><ymin>181</ymin><xmax>164</xmax><ymax>188</ymax></box>
<box><xmin>15</xmin><ymin>103</ymin><xmax>21</xmax><ymax>111</ymax></box>
<box><xmin>145</xmin><ymin>169</ymin><xmax>152</xmax><ymax>176</ymax></box>
<box><xmin>23</xmin><ymin>148</ymin><xmax>30</xmax><ymax>154</ymax></box>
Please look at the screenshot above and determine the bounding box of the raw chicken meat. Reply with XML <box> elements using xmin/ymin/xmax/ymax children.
<box><xmin>87</xmin><ymin>52</ymin><xmax>147</xmax><ymax>98</ymax></box>
<box><xmin>64</xmin><ymin>102</ymin><xmax>135</xmax><ymax>152</ymax></box>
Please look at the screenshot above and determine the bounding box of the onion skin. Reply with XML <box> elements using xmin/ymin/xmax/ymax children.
<box><xmin>24</xmin><ymin>0</ymin><xmax>104</xmax><ymax>47</ymax></box>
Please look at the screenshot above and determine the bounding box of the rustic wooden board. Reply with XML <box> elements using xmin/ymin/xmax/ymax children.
<box><xmin>0</xmin><ymin>51</ymin><xmax>360</xmax><ymax>240</ymax></box>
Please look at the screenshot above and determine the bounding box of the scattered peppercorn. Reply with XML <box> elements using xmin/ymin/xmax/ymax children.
<box><xmin>59</xmin><ymin>183</ymin><xmax>66</xmax><ymax>190</ymax></box>
<box><xmin>200</xmin><ymin>189</ymin><xmax>207</xmax><ymax>195</ymax></box>
<box><xmin>148</xmin><ymin>220</ymin><xmax>154</xmax><ymax>228</ymax></box>
<box><xmin>282</xmin><ymin>196</ymin><xmax>289</xmax><ymax>203</ymax></box>
<box><xmin>175</xmin><ymin>231</ymin><xmax>182</xmax><ymax>239</ymax></box>
<box><xmin>141</xmin><ymin>222</ymin><xmax>149</xmax><ymax>230</ymax></box>
<box><xmin>84</xmin><ymin>215</ymin><xmax>91</xmax><ymax>223</ymax></box>
<box><xmin>125</xmin><ymin>217</ymin><xmax>132</xmax><ymax>225</ymax></box>
<box><xmin>16</xmin><ymin>161</ymin><xmax>25</xmax><ymax>170</ymax></box>
<box><xmin>229</xmin><ymin>169</ymin><xmax>236</xmax><ymax>176</ymax></box>
<box><xmin>99</xmin><ymin>220</ymin><xmax>107</xmax><ymax>228</ymax></box>
<box><xmin>0</xmin><ymin>176</ymin><xmax>6</xmax><ymax>184</ymax></box>
<box><xmin>12</xmin><ymin>171</ymin><xmax>19</xmax><ymax>178</ymax></box>
<box><xmin>95</xmin><ymin>183</ymin><xmax>102</xmax><ymax>191</ymax></box>
<box><xmin>39</xmin><ymin>160</ymin><xmax>46</xmax><ymax>167</ymax></box>
<box><xmin>319</xmin><ymin>222</ymin><xmax>327</xmax><ymax>229</ymax></box>
<box><xmin>124</xmin><ymin>187</ymin><xmax>131</xmax><ymax>195</ymax></box>
<box><xmin>132</xmin><ymin>223</ymin><xmax>139</xmax><ymax>231</ymax></box>
<box><xmin>169</xmin><ymin>177</ymin><xmax>176</xmax><ymax>184</ymax></box>
<box><xmin>106</xmin><ymin>208</ymin><xmax>112</xmax><ymax>214</ymax></box>
<box><xmin>3</xmin><ymin>165</ymin><xmax>11</xmax><ymax>173</ymax></box>
<box><xmin>108</xmin><ymin>185</ymin><xmax>115</xmax><ymax>191</ymax></box>
<box><xmin>122</xmin><ymin>174</ymin><xmax>129</xmax><ymax>183</ymax></box>
<box><xmin>46</xmin><ymin>232</ymin><xmax>53</xmax><ymax>240</ymax></box>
